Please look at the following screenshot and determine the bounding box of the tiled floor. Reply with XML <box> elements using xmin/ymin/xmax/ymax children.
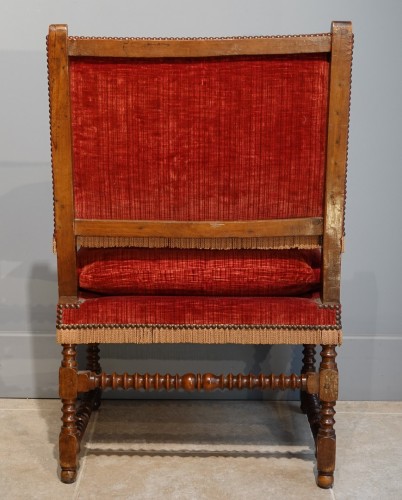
<box><xmin>0</xmin><ymin>399</ymin><xmax>401</xmax><ymax>499</ymax></box>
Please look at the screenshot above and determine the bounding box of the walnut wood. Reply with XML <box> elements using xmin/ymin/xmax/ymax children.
<box><xmin>316</xmin><ymin>344</ymin><xmax>338</xmax><ymax>489</ymax></box>
<box><xmin>48</xmin><ymin>25</ymin><xmax>77</xmax><ymax>298</ymax></box>
<box><xmin>75</xmin><ymin>392</ymin><xmax>99</xmax><ymax>439</ymax></box>
<box><xmin>306</xmin><ymin>394</ymin><xmax>321</xmax><ymax>441</ymax></box>
<box><xmin>306</xmin><ymin>372</ymin><xmax>320</xmax><ymax>395</ymax></box>
<box><xmin>68</xmin><ymin>34</ymin><xmax>331</xmax><ymax>58</ymax></box>
<box><xmin>300</xmin><ymin>345</ymin><xmax>321</xmax><ymax>437</ymax></box>
<box><xmin>74</xmin><ymin>218</ymin><xmax>323</xmax><ymax>239</ymax></box>
<box><xmin>59</xmin><ymin>344</ymin><xmax>79</xmax><ymax>484</ymax></box>
<box><xmin>58</xmin><ymin>296</ymin><xmax>81</xmax><ymax>306</ymax></box>
<box><xmin>86</xmin><ymin>344</ymin><xmax>102</xmax><ymax>410</ymax></box>
<box><xmin>86</xmin><ymin>344</ymin><xmax>101</xmax><ymax>373</ymax></box>
<box><xmin>78</xmin><ymin>371</ymin><xmax>308</xmax><ymax>392</ymax></box>
<box><xmin>322</xmin><ymin>22</ymin><xmax>353</xmax><ymax>304</ymax></box>
<box><xmin>303</xmin><ymin>344</ymin><xmax>317</xmax><ymax>371</ymax></box>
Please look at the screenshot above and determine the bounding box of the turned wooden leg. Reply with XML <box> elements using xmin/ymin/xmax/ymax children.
<box><xmin>86</xmin><ymin>343</ymin><xmax>102</xmax><ymax>410</ymax></box>
<box><xmin>59</xmin><ymin>344</ymin><xmax>79</xmax><ymax>483</ymax></box>
<box><xmin>316</xmin><ymin>344</ymin><xmax>338</xmax><ymax>489</ymax></box>
<box><xmin>300</xmin><ymin>344</ymin><xmax>320</xmax><ymax>437</ymax></box>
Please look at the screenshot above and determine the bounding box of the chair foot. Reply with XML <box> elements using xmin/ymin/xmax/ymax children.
<box><xmin>317</xmin><ymin>473</ymin><xmax>334</xmax><ymax>489</ymax></box>
<box><xmin>60</xmin><ymin>468</ymin><xmax>78</xmax><ymax>484</ymax></box>
<box><xmin>59</xmin><ymin>405</ymin><xmax>80</xmax><ymax>484</ymax></box>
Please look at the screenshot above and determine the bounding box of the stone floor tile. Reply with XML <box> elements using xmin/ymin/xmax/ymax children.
<box><xmin>77</xmin><ymin>400</ymin><xmax>330</xmax><ymax>499</ymax></box>
<box><xmin>334</xmin><ymin>411</ymin><xmax>402</xmax><ymax>499</ymax></box>
<box><xmin>336</xmin><ymin>400</ymin><xmax>402</xmax><ymax>415</ymax></box>
<box><xmin>78</xmin><ymin>453</ymin><xmax>332</xmax><ymax>500</ymax></box>
<box><xmin>0</xmin><ymin>404</ymin><xmax>76</xmax><ymax>499</ymax></box>
<box><xmin>0</xmin><ymin>398</ymin><xmax>59</xmax><ymax>410</ymax></box>
<box><xmin>1</xmin><ymin>399</ymin><xmax>401</xmax><ymax>499</ymax></box>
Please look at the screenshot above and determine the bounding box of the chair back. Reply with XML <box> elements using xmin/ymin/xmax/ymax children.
<box><xmin>47</xmin><ymin>23</ymin><xmax>353</xmax><ymax>303</ymax></box>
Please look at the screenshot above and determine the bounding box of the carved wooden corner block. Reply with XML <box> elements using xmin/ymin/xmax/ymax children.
<box><xmin>319</xmin><ymin>369</ymin><xmax>339</xmax><ymax>403</ymax></box>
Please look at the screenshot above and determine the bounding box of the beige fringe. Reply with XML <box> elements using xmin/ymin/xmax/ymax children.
<box><xmin>77</xmin><ymin>235</ymin><xmax>321</xmax><ymax>250</ymax></box>
<box><xmin>57</xmin><ymin>326</ymin><xmax>341</xmax><ymax>346</ymax></box>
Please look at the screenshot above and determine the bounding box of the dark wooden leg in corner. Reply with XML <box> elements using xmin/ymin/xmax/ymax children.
<box><xmin>59</xmin><ymin>344</ymin><xmax>79</xmax><ymax>483</ymax></box>
<box><xmin>86</xmin><ymin>343</ymin><xmax>102</xmax><ymax>410</ymax></box>
<box><xmin>316</xmin><ymin>344</ymin><xmax>338</xmax><ymax>489</ymax></box>
<box><xmin>300</xmin><ymin>344</ymin><xmax>320</xmax><ymax>437</ymax></box>
<box><xmin>301</xmin><ymin>344</ymin><xmax>316</xmax><ymax>412</ymax></box>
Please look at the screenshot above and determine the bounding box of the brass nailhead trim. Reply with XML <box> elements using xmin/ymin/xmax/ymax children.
<box><xmin>57</xmin><ymin>322</ymin><xmax>341</xmax><ymax>331</ymax></box>
<box><xmin>68</xmin><ymin>33</ymin><xmax>331</xmax><ymax>42</ymax></box>
<box><xmin>57</xmin><ymin>300</ymin><xmax>341</xmax><ymax>330</ymax></box>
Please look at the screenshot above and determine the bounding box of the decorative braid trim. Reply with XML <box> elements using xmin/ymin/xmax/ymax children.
<box><xmin>76</xmin><ymin>235</ymin><xmax>322</xmax><ymax>251</ymax></box>
<box><xmin>56</xmin><ymin>325</ymin><xmax>341</xmax><ymax>346</ymax></box>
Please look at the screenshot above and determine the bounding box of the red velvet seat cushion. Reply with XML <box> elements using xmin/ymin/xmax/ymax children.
<box><xmin>60</xmin><ymin>294</ymin><xmax>338</xmax><ymax>328</ymax></box>
<box><xmin>77</xmin><ymin>248</ymin><xmax>320</xmax><ymax>297</ymax></box>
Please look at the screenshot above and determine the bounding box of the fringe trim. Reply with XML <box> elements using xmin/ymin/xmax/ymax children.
<box><xmin>56</xmin><ymin>326</ymin><xmax>342</xmax><ymax>345</ymax></box>
<box><xmin>76</xmin><ymin>235</ymin><xmax>322</xmax><ymax>250</ymax></box>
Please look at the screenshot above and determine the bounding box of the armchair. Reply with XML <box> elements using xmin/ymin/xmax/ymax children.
<box><xmin>47</xmin><ymin>22</ymin><xmax>353</xmax><ymax>488</ymax></box>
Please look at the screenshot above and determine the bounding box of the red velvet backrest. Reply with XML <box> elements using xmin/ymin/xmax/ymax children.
<box><xmin>69</xmin><ymin>54</ymin><xmax>329</xmax><ymax>221</ymax></box>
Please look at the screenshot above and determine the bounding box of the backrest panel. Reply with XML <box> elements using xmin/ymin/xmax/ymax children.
<box><xmin>69</xmin><ymin>54</ymin><xmax>329</xmax><ymax>221</ymax></box>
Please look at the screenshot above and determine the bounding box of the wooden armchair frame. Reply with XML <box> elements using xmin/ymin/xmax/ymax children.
<box><xmin>47</xmin><ymin>22</ymin><xmax>353</xmax><ymax>488</ymax></box>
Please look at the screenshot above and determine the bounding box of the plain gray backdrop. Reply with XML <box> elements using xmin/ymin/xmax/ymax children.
<box><xmin>1</xmin><ymin>0</ymin><xmax>401</xmax><ymax>399</ymax></box>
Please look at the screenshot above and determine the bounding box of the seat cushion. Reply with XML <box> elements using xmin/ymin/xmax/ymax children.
<box><xmin>57</xmin><ymin>292</ymin><xmax>341</xmax><ymax>345</ymax></box>
<box><xmin>77</xmin><ymin>248</ymin><xmax>321</xmax><ymax>297</ymax></box>
<box><xmin>60</xmin><ymin>293</ymin><xmax>336</xmax><ymax>327</ymax></box>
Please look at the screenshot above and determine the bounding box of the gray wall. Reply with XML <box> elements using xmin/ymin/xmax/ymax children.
<box><xmin>1</xmin><ymin>1</ymin><xmax>401</xmax><ymax>400</ymax></box>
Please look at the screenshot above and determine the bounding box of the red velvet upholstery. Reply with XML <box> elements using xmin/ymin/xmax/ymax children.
<box><xmin>77</xmin><ymin>248</ymin><xmax>321</xmax><ymax>296</ymax></box>
<box><xmin>70</xmin><ymin>54</ymin><xmax>329</xmax><ymax>221</ymax></box>
<box><xmin>60</xmin><ymin>294</ymin><xmax>339</xmax><ymax>328</ymax></box>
